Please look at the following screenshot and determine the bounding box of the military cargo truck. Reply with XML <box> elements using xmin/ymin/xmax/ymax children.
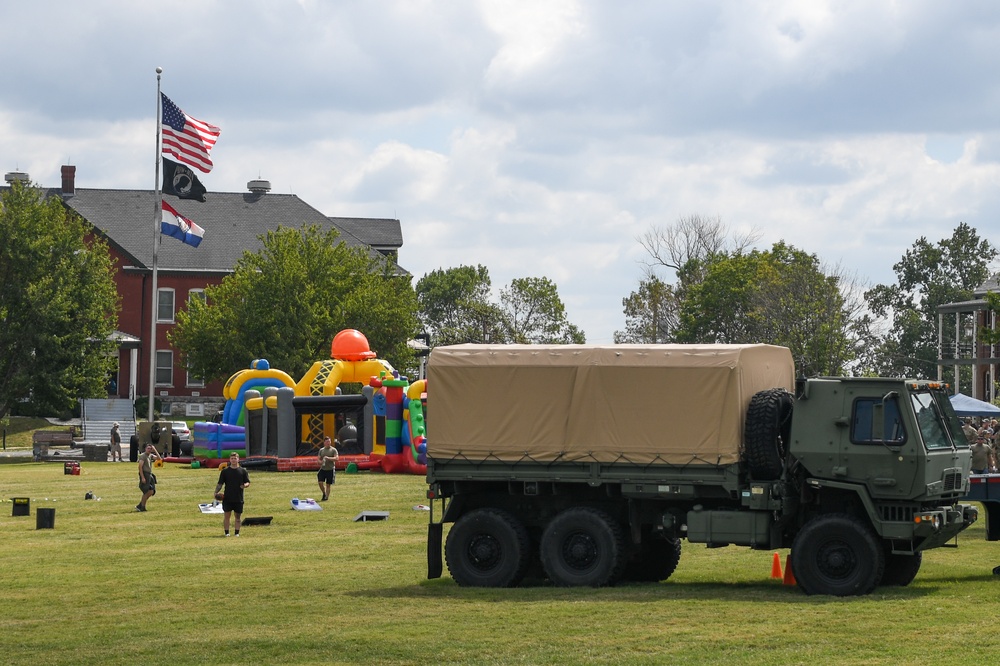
<box><xmin>424</xmin><ymin>344</ymin><xmax>978</xmax><ymax>596</ymax></box>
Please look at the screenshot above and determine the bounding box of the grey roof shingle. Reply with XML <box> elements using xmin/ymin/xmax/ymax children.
<box><xmin>51</xmin><ymin>188</ymin><xmax>404</xmax><ymax>273</ymax></box>
<box><xmin>975</xmin><ymin>274</ymin><xmax>1000</xmax><ymax>297</ymax></box>
<box><xmin>332</xmin><ymin>217</ymin><xmax>402</xmax><ymax>250</ymax></box>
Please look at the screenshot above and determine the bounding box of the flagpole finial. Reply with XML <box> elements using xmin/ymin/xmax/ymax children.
<box><xmin>156</xmin><ymin>66</ymin><xmax>163</xmax><ymax>74</ymax></box>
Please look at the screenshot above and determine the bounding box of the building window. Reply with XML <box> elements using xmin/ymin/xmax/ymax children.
<box><xmin>188</xmin><ymin>289</ymin><xmax>206</xmax><ymax>305</ymax></box>
<box><xmin>186</xmin><ymin>363</ymin><xmax>205</xmax><ymax>388</ymax></box>
<box><xmin>157</xmin><ymin>288</ymin><xmax>175</xmax><ymax>323</ymax></box>
<box><xmin>155</xmin><ymin>350</ymin><xmax>173</xmax><ymax>386</ymax></box>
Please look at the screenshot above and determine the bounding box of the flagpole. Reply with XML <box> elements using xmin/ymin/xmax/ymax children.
<box><xmin>148</xmin><ymin>67</ymin><xmax>164</xmax><ymax>423</ymax></box>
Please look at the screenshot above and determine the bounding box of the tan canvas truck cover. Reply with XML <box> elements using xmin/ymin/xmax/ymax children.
<box><xmin>427</xmin><ymin>344</ymin><xmax>795</xmax><ymax>466</ymax></box>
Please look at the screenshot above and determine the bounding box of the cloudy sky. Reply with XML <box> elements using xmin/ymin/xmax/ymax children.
<box><xmin>3</xmin><ymin>1</ymin><xmax>1000</xmax><ymax>343</ymax></box>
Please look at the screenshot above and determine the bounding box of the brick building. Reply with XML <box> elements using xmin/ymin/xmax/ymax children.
<box><xmin>937</xmin><ymin>274</ymin><xmax>1000</xmax><ymax>401</ymax></box>
<box><xmin>5</xmin><ymin>166</ymin><xmax>405</xmax><ymax>418</ymax></box>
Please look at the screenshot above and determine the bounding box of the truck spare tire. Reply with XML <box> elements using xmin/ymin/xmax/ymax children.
<box><xmin>745</xmin><ymin>388</ymin><xmax>794</xmax><ymax>480</ymax></box>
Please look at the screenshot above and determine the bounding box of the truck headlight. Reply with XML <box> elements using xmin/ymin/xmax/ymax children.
<box><xmin>915</xmin><ymin>513</ymin><xmax>941</xmax><ymax>529</ymax></box>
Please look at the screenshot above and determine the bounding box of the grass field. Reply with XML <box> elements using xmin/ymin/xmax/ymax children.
<box><xmin>1</xmin><ymin>460</ymin><xmax>999</xmax><ymax>665</ymax></box>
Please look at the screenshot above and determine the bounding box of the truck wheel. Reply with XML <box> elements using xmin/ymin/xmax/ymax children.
<box><xmin>879</xmin><ymin>549</ymin><xmax>922</xmax><ymax>587</ymax></box>
<box><xmin>540</xmin><ymin>508</ymin><xmax>627</xmax><ymax>587</ymax></box>
<box><xmin>623</xmin><ymin>536</ymin><xmax>682</xmax><ymax>582</ymax></box>
<box><xmin>791</xmin><ymin>514</ymin><xmax>884</xmax><ymax>596</ymax></box>
<box><xmin>745</xmin><ymin>388</ymin><xmax>793</xmax><ymax>480</ymax></box>
<box><xmin>445</xmin><ymin>508</ymin><xmax>531</xmax><ymax>587</ymax></box>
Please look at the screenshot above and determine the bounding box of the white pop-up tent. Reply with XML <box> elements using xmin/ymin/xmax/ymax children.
<box><xmin>950</xmin><ymin>393</ymin><xmax>1000</xmax><ymax>417</ymax></box>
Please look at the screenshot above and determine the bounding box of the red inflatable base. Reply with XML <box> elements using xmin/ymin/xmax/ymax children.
<box><xmin>192</xmin><ymin>453</ymin><xmax>426</xmax><ymax>474</ymax></box>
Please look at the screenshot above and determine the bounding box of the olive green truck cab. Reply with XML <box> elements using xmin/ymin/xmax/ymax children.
<box><xmin>425</xmin><ymin>344</ymin><xmax>977</xmax><ymax>596</ymax></box>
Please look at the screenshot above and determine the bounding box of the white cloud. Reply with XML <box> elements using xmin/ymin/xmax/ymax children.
<box><xmin>4</xmin><ymin>1</ymin><xmax>1000</xmax><ymax>343</ymax></box>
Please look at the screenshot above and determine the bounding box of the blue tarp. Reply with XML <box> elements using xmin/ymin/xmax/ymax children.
<box><xmin>950</xmin><ymin>393</ymin><xmax>1000</xmax><ymax>417</ymax></box>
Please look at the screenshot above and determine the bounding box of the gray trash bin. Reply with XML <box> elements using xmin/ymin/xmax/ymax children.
<box><xmin>36</xmin><ymin>508</ymin><xmax>55</xmax><ymax>529</ymax></box>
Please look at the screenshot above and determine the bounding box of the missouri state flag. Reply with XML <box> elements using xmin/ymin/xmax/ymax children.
<box><xmin>161</xmin><ymin>201</ymin><xmax>205</xmax><ymax>248</ymax></box>
<box><xmin>160</xmin><ymin>93</ymin><xmax>220</xmax><ymax>174</ymax></box>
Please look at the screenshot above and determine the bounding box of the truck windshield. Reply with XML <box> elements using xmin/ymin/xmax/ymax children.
<box><xmin>910</xmin><ymin>390</ymin><xmax>964</xmax><ymax>450</ymax></box>
<box><xmin>934</xmin><ymin>390</ymin><xmax>970</xmax><ymax>448</ymax></box>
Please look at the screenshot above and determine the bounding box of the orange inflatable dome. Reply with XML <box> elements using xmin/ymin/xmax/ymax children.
<box><xmin>330</xmin><ymin>329</ymin><xmax>377</xmax><ymax>361</ymax></box>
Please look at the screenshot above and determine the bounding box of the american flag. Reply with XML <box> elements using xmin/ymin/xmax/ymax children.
<box><xmin>160</xmin><ymin>93</ymin><xmax>220</xmax><ymax>174</ymax></box>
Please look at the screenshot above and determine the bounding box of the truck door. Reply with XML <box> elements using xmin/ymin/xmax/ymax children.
<box><xmin>909</xmin><ymin>389</ymin><xmax>970</xmax><ymax>492</ymax></box>
<box><xmin>840</xmin><ymin>388</ymin><xmax>919</xmax><ymax>499</ymax></box>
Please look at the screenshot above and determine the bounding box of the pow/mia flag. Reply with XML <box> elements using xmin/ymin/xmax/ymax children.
<box><xmin>162</xmin><ymin>158</ymin><xmax>208</xmax><ymax>202</ymax></box>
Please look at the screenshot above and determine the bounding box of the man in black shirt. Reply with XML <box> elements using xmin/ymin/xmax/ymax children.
<box><xmin>214</xmin><ymin>452</ymin><xmax>250</xmax><ymax>537</ymax></box>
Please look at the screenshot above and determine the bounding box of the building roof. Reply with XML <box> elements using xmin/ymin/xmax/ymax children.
<box><xmin>975</xmin><ymin>274</ymin><xmax>1000</xmax><ymax>297</ymax></box>
<box><xmin>46</xmin><ymin>187</ymin><xmax>404</xmax><ymax>274</ymax></box>
<box><xmin>937</xmin><ymin>274</ymin><xmax>1000</xmax><ymax>313</ymax></box>
<box><xmin>938</xmin><ymin>298</ymin><xmax>987</xmax><ymax>314</ymax></box>
<box><xmin>332</xmin><ymin>217</ymin><xmax>402</xmax><ymax>251</ymax></box>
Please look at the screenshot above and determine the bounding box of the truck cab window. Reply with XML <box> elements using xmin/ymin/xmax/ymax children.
<box><xmin>910</xmin><ymin>392</ymin><xmax>953</xmax><ymax>450</ymax></box>
<box><xmin>851</xmin><ymin>398</ymin><xmax>906</xmax><ymax>446</ymax></box>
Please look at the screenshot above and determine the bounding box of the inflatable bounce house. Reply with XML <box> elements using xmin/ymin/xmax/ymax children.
<box><xmin>192</xmin><ymin>330</ymin><xmax>427</xmax><ymax>474</ymax></box>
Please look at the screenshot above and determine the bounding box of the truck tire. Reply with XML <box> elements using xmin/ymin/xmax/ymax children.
<box><xmin>879</xmin><ymin>549</ymin><xmax>922</xmax><ymax>587</ymax></box>
<box><xmin>623</xmin><ymin>536</ymin><xmax>682</xmax><ymax>582</ymax></box>
<box><xmin>445</xmin><ymin>508</ymin><xmax>531</xmax><ymax>587</ymax></box>
<box><xmin>745</xmin><ymin>388</ymin><xmax>793</xmax><ymax>480</ymax></box>
<box><xmin>791</xmin><ymin>513</ymin><xmax>884</xmax><ymax>596</ymax></box>
<box><xmin>540</xmin><ymin>508</ymin><xmax>627</xmax><ymax>587</ymax></box>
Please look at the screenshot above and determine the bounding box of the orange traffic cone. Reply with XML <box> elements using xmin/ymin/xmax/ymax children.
<box><xmin>783</xmin><ymin>555</ymin><xmax>796</xmax><ymax>586</ymax></box>
<box><xmin>771</xmin><ymin>552</ymin><xmax>783</xmax><ymax>579</ymax></box>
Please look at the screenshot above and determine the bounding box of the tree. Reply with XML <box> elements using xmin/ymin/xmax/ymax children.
<box><xmin>170</xmin><ymin>225</ymin><xmax>419</xmax><ymax>383</ymax></box>
<box><xmin>637</xmin><ymin>214</ymin><xmax>759</xmax><ymax>302</ymax></box>
<box><xmin>0</xmin><ymin>181</ymin><xmax>119</xmax><ymax>418</ymax></box>
<box><xmin>499</xmin><ymin>277</ymin><xmax>586</xmax><ymax>344</ymax></box>
<box><xmin>614</xmin><ymin>276</ymin><xmax>678</xmax><ymax>343</ymax></box>
<box><xmin>749</xmin><ymin>245</ymin><xmax>858</xmax><ymax>377</ymax></box>
<box><xmin>675</xmin><ymin>251</ymin><xmax>762</xmax><ymax>345</ymax></box>
<box><xmin>623</xmin><ymin>215</ymin><xmax>761</xmax><ymax>345</ymax></box>
<box><xmin>675</xmin><ymin>242</ymin><xmax>855</xmax><ymax>376</ymax></box>
<box><xmin>864</xmin><ymin>223</ymin><xmax>996</xmax><ymax>380</ymax></box>
<box><xmin>416</xmin><ymin>267</ymin><xmax>585</xmax><ymax>345</ymax></box>
<box><xmin>415</xmin><ymin>265</ymin><xmax>504</xmax><ymax>344</ymax></box>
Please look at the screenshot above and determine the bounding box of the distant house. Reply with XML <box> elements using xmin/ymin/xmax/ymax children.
<box><xmin>937</xmin><ymin>274</ymin><xmax>1000</xmax><ymax>401</ymax></box>
<box><xmin>3</xmin><ymin>166</ymin><xmax>406</xmax><ymax>418</ymax></box>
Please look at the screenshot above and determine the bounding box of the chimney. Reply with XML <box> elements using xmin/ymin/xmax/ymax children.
<box><xmin>61</xmin><ymin>165</ymin><xmax>76</xmax><ymax>196</ymax></box>
<box><xmin>4</xmin><ymin>171</ymin><xmax>29</xmax><ymax>184</ymax></box>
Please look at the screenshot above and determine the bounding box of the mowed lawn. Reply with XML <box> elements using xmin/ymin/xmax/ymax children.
<box><xmin>1</xmin><ymin>460</ymin><xmax>1000</xmax><ymax>665</ymax></box>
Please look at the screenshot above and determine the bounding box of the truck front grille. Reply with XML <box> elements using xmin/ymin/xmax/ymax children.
<box><xmin>942</xmin><ymin>470</ymin><xmax>963</xmax><ymax>492</ymax></box>
<box><xmin>879</xmin><ymin>504</ymin><xmax>915</xmax><ymax>522</ymax></box>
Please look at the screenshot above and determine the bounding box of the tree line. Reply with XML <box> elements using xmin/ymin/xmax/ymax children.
<box><xmin>616</xmin><ymin>215</ymin><xmax>996</xmax><ymax>383</ymax></box>
<box><xmin>1</xmin><ymin>180</ymin><xmax>996</xmax><ymax>418</ymax></box>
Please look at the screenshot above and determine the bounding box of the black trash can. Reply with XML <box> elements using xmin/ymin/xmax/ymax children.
<box><xmin>129</xmin><ymin>434</ymin><xmax>139</xmax><ymax>463</ymax></box>
<box><xmin>36</xmin><ymin>507</ymin><xmax>55</xmax><ymax>529</ymax></box>
<box><xmin>12</xmin><ymin>497</ymin><xmax>29</xmax><ymax>517</ymax></box>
